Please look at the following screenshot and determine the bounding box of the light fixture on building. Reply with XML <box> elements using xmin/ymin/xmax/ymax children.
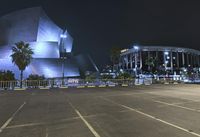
<box><xmin>133</xmin><ymin>46</ymin><xmax>139</xmax><ymax>50</ymax></box>
<box><xmin>164</xmin><ymin>51</ymin><xmax>169</xmax><ymax>55</ymax></box>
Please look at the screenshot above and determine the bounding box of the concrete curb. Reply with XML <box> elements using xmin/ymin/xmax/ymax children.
<box><xmin>14</xmin><ymin>88</ymin><xmax>26</xmax><ymax>91</ymax></box>
<box><xmin>77</xmin><ymin>86</ymin><xmax>85</xmax><ymax>88</ymax></box>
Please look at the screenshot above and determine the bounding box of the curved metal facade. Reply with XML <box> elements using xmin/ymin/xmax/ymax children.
<box><xmin>0</xmin><ymin>7</ymin><xmax>80</xmax><ymax>79</ymax></box>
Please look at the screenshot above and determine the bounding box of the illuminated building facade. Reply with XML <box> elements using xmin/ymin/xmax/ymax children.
<box><xmin>119</xmin><ymin>45</ymin><xmax>200</xmax><ymax>75</ymax></box>
<box><xmin>0</xmin><ymin>7</ymin><xmax>97</xmax><ymax>79</ymax></box>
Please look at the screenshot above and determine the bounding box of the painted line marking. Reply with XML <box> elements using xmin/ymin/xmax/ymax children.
<box><xmin>6</xmin><ymin>112</ymin><xmax>110</xmax><ymax>129</ymax></box>
<box><xmin>46</xmin><ymin>128</ymin><xmax>49</xmax><ymax>137</ymax></box>
<box><xmin>173</xmin><ymin>100</ymin><xmax>200</xmax><ymax>105</ymax></box>
<box><xmin>145</xmin><ymin>92</ymin><xmax>200</xmax><ymax>103</ymax></box>
<box><xmin>67</xmin><ymin>100</ymin><xmax>101</xmax><ymax>137</ymax></box>
<box><xmin>101</xmin><ymin>97</ymin><xmax>200</xmax><ymax>137</ymax></box>
<box><xmin>6</xmin><ymin>117</ymin><xmax>80</xmax><ymax>129</ymax></box>
<box><xmin>0</xmin><ymin>102</ymin><xmax>26</xmax><ymax>133</ymax></box>
<box><xmin>6</xmin><ymin>122</ymin><xmax>45</xmax><ymax>129</ymax></box>
<box><xmin>75</xmin><ymin>110</ymin><xmax>101</xmax><ymax>137</ymax></box>
<box><xmin>153</xmin><ymin>100</ymin><xmax>200</xmax><ymax>113</ymax></box>
<box><xmin>101</xmin><ymin>92</ymin><xmax>146</xmax><ymax>97</ymax></box>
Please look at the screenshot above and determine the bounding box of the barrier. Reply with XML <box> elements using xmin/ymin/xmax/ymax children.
<box><xmin>0</xmin><ymin>78</ymin><xmax>163</xmax><ymax>91</ymax></box>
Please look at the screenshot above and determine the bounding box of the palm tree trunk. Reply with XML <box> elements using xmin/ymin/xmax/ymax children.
<box><xmin>20</xmin><ymin>70</ymin><xmax>23</xmax><ymax>88</ymax></box>
<box><xmin>148</xmin><ymin>65</ymin><xmax>150</xmax><ymax>72</ymax></box>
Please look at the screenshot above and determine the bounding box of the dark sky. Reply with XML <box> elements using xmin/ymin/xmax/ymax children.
<box><xmin>1</xmin><ymin>0</ymin><xmax>200</xmax><ymax>69</ymax></box>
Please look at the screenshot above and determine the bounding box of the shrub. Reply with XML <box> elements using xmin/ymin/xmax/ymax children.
<box><xmin>0</xmin><ymin>70</ymin><xmax>15</xmax><ymax>81</ymax></box>
<box><xmin>0</xmin><ymin>70</ymin><xmax>16</xmax><ymax>90</ymax></box>
<box><xmin>27</xmin><ymin>74</ymin><xmax>45</xmax><ymax>80</ymax></box>
<box><xmin>26</xmin><ymin>74</ymin><xmax>47</xmax><ymax>87</ymax></box>
<box><xmin>115</xmin><ymin>72</ymin><xmax>132</xmax><ymax>79</ymax></box>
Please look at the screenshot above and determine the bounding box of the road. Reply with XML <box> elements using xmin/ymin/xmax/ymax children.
<box><xmin>0</xmin><ymin>84</ymin><xmax>200</xmax><ymax>137</ymax></box>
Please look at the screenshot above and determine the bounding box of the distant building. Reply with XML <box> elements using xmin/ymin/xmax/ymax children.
<box><xmin>119</xmin><ymin>45</ymin><xmax>200</xmax><ymax>75</ymax></box>
<box><xmin>0</xmin><ymin>7</ymin><xmax>97</xmax><ymax>79</ymax></box>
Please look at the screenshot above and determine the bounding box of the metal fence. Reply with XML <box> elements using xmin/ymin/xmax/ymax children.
<box><xmin>0</xmin><ymin>77</ymin><xmax>181</xmax><ymax>90</ymax></box>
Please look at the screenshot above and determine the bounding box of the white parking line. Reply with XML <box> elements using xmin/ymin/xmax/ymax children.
<box><xmin>6</xmin><ymin>113</ymin><xmax>109</xmax><ymax>129</ymax></box>
<box><xmin>101</xmin><ymin>92</ymin><xmax>146</xmax><ymax>97</ymax></box>
<box><xmin>67</xmin><ymin>100</ymin><xmax>101</xmax><ymax>137</ymax></box>
<box><xmin>0</xmin><ymin>102</ymin><xmax>26</xmax><ymax>133</ymax></box>
<box><xmin>153</xmin><ymin>100</ymin><xmax>200</xmax><ymax>113</ymax></box>
<box><xmin>45</xmin><ymin>128</ymin><xmax>49</xmax><ymax>137</ymax></box>
<box><xmin>173</xmin><ymin>100</ymin><xmax>200</xmax><ymax>105</ymax></box>
<box><xmin>101</xmin><ymin>97</ymin><xmax>200</xmax><ymax>137</ymax></box>
<box><xmin>6</xmin><ymin>122</ymin><xmax>45</xmax><ymax>129</ymax></box>
<box><xmin>75</xmin><ymin>110</ymin><xmax>101</xmax><ymax>137</ymax></box>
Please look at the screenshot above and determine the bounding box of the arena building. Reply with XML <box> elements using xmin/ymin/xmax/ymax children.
<box><xmin>0</xmin><ymin>7</ymin><xmax>98</xmax><ymax>79</ymax></box>
<box><xmin>119</xmin><ymin>45</ymin><xmax>200</xmax><ymax>76</ymax></box>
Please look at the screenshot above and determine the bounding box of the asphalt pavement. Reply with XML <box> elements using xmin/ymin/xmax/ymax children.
<box><xmin>0</xmin><ymin>84</ymin><xmax>200</xmax><ymax>137</ymax></box>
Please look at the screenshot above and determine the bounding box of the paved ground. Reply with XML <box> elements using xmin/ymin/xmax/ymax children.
<box><xmin>1</xmin><ymin>84</ymin><xmax>200</xmax><ymax>137</ymax></box>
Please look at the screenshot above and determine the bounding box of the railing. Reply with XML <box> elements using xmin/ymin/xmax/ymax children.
<box><xmin>0</xmin><ymin>77</ymin><xmax>183</xmax><ymax>90</ymax></box>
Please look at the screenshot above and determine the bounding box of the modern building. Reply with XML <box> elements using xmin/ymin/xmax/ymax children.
<box><xmin>0</xmin><ymin>7</ymin><xmax>97</xmax><ymax>79</ymax></box>
<box><xmin>119</xmin><ymin>45</ymin><xmax>200</xmax><ymax>76</ymax></box>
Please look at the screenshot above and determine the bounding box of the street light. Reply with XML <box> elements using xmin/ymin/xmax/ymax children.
<box><xmin>60</xmin><ymin>34</ymin><xmax>67</xmax><ymax>38</ymax></box>
<box><xmin>133</xmin><ymin>45</ymin><xmax>139</xmax><ymax>80</ymax></box>
<box><xmin>60</xmin><ymin>34</ymin><xmax>67</xmax><ymax>86</ymax></box>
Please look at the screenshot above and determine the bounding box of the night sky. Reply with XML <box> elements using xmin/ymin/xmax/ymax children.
<box><xmin>1</xmin><ymin>0</ymin><xmax>200</xmax><ymax>69</ymax></box>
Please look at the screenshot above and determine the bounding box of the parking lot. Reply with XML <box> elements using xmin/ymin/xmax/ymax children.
<box><xmin>1</xmin><ymin>84</ymin><xmax>200</xmax><ymax>137</ymax></box>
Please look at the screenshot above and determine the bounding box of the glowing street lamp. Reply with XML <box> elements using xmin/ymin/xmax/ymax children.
<box><xmin>60</xmin><ymin>34</ymin><xmax>67</xmax><ymax>38</ymax></box>
<box><xmin>134</xmin><ymin>46</ymin><xmax>139</xmax><ymax>50</ymax></box>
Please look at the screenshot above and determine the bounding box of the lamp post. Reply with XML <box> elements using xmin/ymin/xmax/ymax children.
<box><xmin>134</xmin><ymin>46</ymin><xmax>139</xmax><ymax>77</ymax></box>
<box><xmin>61</xmin><ymin>56</ymin><xmax>68</xmax><ymax>86</ymax></box>
<box><xmin>133</xmin><ymin>46</ymin><xmax>140</xmax><ymax>84</ymax></box>
<box><xmin>60</xmin><ymin>34</ymin><xmax>67</xmax><ymax>86</ymax></box>
<box><xmin>164</xmin><ymin>51</ymin><xmax>169</xmax><ymax>81</ymax></box>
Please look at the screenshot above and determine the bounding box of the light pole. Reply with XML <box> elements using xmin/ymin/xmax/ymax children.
<box><xmin>134</xmin><ymin>46</ymin><xmax>140</xmax><ymax>84</ymax></box>
<box><xmin>62</xmin><ymin>56</ymin><xmax>65</xmax><ymax>85</ymax></box>
<box><xmin>60</xmin><ymin>34</ymin><xmax>67</xmax><ymax>86</ymax></box>
<box><xmin>134</xmin><ymin>46</ymin><xmax>139</xmax><ymax>77</ymax></box>
<box><xmin>164</xmin><ymin>51</ymin><xmax>169</xmax><ymax>81</ymax></box>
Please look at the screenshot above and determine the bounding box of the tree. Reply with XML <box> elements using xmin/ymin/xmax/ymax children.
<box><xmin>0</xmin><ymin>70</ymin><xmax>15</xmax><ymax>90</ymax></box>
<box><xmin>115</xmin><ymin>72</ymin><xmax>132</xmax><ymax>79</ymax></box>
<box><xmin>110</xmin><ymin>47</ymin><xmax>121</xmax><ymax>71</ymax></box>
<box><xmin>0</xmin><ymin>70</ymin><xmax>15</xmax><ymax>81</ymax></box>
<box><xmin>26</xmin><ymin>74</ymin><xmax>46</xmax><ymax>88</ymax></box>
<box><xmin>101</xmin><ymin>74</ymin><xmax>113</xmax><ymax>79</ymax></box>
<box><xmin>145</xmin><ymin>57</ymin><xmax>157</xmax><ymax>73</ymax></box>
<box><xmin>10</xmin><ymin>41</ymin><xmax>33</xmax><ymax>88</ymax></box>
<box><xmin>27</xmin><ymin>74</ymin><xmax>45</xmax><ymax>80</ymax></box>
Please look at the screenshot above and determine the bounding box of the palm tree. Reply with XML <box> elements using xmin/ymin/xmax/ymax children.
<box><xmin>10</xmin><ymin>41</ymin><xmax>33</xmax><ymax>88</ymax></box>
<box><xmin>145</xmin><ymin>57</ymin><xmax>157</xmax><ymax>73</ymax></box>
<box><xmin>110</xmin><ymin>47</ymin><xmax>121</xmax><ymax>71</ymax></box>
